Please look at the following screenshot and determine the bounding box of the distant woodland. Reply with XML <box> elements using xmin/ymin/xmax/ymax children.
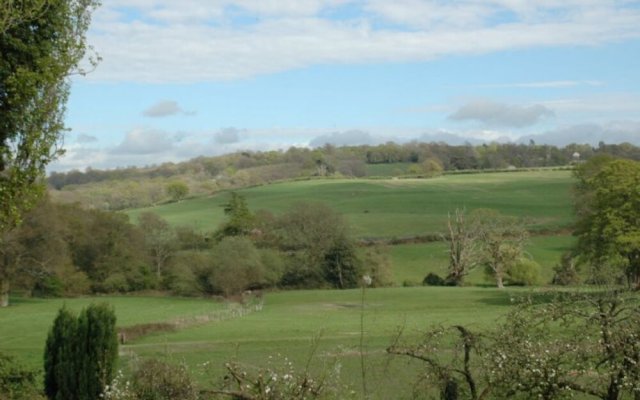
<box><xmin>48</xmin><ymin>141</ymin><xmax>640</xmax><ymax>210</ymax></box>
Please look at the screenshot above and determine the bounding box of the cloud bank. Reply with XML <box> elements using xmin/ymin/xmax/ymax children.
<box><xmin>85</xmin><ymin>1</ymin><xmax>640</xmax><ymax>83</ymax></box>
<box><xmin>449</xmin><ymin>100</ymin><xmax>555</xmax><ymax>128</ymax></box>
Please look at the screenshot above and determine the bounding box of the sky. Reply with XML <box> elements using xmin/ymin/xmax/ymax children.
<box><xmin>52</xmin><ymin>0</ymin><xmax>640</xmax><ymax>171</ymax></box>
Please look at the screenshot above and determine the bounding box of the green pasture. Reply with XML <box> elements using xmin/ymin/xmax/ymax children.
<box><xmin>389</xmin><ymin>234</ymin><xmax>577</xmax><ymax>285</ymax></box>
<box><xmin>1</xmin><ymin>287</ymin><xmax>528</xmax><ymax>398</ymax></box>
<box><xmin>126</xmin><ymin>170</ymin><xmax>575</xmax><ymax>238</ymax></box>
<box><xmin>0</xmin><ymin>296</ymin><xmax>225</xmax><ymax>366</ymax></box>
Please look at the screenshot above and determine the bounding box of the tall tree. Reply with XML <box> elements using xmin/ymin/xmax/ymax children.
<box><xmin>215</xmin><ymin>192</ymin><xmax>255</xmax><ymax>238</ymax></box>
<box><xmin>138</xmin><ymin>212</ymin><xmax>175</xmax><ymax>281</ymax></box>
<box><xmin>471</xmin><ymin>209</ymin><xmax>528</xmax><ymax>289</ymax></box>
<box><xmin>0</xmin><ymin>0</ymin><xmax>99</xmax><ymax>307</ymax></box>
<box><xmin>574</xmin><ymin>159</ymin><xmax>640</xmax><ymax>288</ymax></box>
<box><xmin>44</xmin><ymin>303</ymin><xmax>118</xmax><ymax>400</ymax></box>
<box><xmin>444</xmin><ymin>208</ymin><xmax>479</xmax><ymax>286</ymax></box>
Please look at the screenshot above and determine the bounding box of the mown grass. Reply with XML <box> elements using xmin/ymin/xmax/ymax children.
<box><xmin>1</xmin><ymin>287</ymin><xmax>528</xmax><ymax>398</ymax></box>
<box><xmin>126</xmin><ymin>170</ymin><xmax>574</xmax><ymax>239</ymax></box>
<box><xmin>0</xmin><ymin>296</ymin><xmax>225</xmax><ymax>367</ymax></box>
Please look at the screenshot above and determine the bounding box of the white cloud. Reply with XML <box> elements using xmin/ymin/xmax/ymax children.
<box><xmin>76</xmin><ymin>133</ymin><xmax>99</xmax><ymax>143</ymax></box>
<box><xmin>521</xmin><ymin>120</ymin><xmax>640</xmax><ymax>146</ymax></box>
<box><xmin>449</xmin><ymin>99</ymin><xmax>555</xmax><ymax>128</ymax></box>
<box><xmin>309</xmin><ymin>130</ymin><xmax>376</xmax><ymax>147</ymax></box>
<box><xmin>143</xmin><ymin>100</ymin><xmax>188</xmax><ymax>117</ymax></box>
<box><xmin>214</xmin><ymin>127</ymin><xmax>246</xmax><ymax>144</ymax></box>
<box><xmin>83</xmin><ymin>1</ymin><xmax>640</xmax><ymax>83</ymax></box>
<box><xmin>111</xmin><ymin>128</ymin><xmax>176</xmax><ymax>154</ymax></box>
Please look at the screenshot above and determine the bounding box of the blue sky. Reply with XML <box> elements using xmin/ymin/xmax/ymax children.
<box><xmin>53</xmin><ymin>0</ymin><xmax>640</xmax><ymax>171</ymax></box>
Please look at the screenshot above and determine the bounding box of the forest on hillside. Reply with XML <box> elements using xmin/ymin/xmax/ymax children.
<box><xmin>48</xmin><ymin>141</ymin><xmax>640</xmax><ymax>211</ymax></box>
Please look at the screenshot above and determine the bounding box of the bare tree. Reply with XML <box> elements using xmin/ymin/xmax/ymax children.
<box><xmin>444</xmin><ymin>208</ymin><xmax>480</xmax><ymax>286</ymax></box>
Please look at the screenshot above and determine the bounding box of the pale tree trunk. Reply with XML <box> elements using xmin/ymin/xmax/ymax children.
<box><xmin>496</xmin><ymin>274</ymin><xmax>505</xmax><ymax>289</ymax></box>
<box><xmin>0</xmin><ymin>278</ymin><xmax>9</xmax><ymax>307</ymax></box>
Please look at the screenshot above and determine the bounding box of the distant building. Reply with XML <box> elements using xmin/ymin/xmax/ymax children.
<box><xmin>572</xmin><ymin>152</ymin><xmax>581</xmax><ymax>161</ymax></box>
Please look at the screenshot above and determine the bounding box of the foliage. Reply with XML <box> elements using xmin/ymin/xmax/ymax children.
<box><xmin>277</xmin><ymin>202</ymin><xmax>352</xmax><ymax>288</ymax></box>
<box><xmin>360</xmin><ymin>245</ymin><xmax>394</xmax><ymax>287</ymax></box>
<box><xmin>131</xmin><ymin>359</ymin><xmax>198</xmax><ymax>400</ymax></box>
<box><xmin>573</xmin><ymin>158</ymin><xmax>640</xmax><ymax>288</ymax></box>
<box><xmin>0</xmin><ymin>351</ymin><xmax>44</xmax><ymax>400</ymax></box>
<box><xmin>208</xmin><ymin>236</ymin><xmax>268</xmax><ymax>296</ymax></box>
<box><xmin>423</xmin><ymin>272</ymin><xmax>446</xmax><ymax>286</ymax></box>
<box><xmin>138</xmin><ymin>212</ymin><xmax>176</xmax><ymax>280</ymax></box>
<box><xmin>551</xmin><ymin>252</ymin><xmax>580</xmax><ymax>286</ymax></box>
<box><xmin>44</xmin><ymin>307</ymin><xmax>77</xmax><ymax>400</ymax></box>
<box><xmin>505</xmin><ymin>258</ymin><xmax>541</xmax><ymax>286</ymax></box>
<box><xmin>321</xmin><ymin>240</ymin><xmax>362</xmax><ymax>289</ymax></box>
<box><xmin>166</xmin><ymin>181</ymin><xmax>189</xmax><ymax>202</ymax></box>
<box><xmin>215</xmin><ymin>191</ymin><xmax>255</xmax><ymax>238</ymax></box>
<box><xmin>389</xmin><ymin>290</ymin><xmax>640</xmax><ymax>400</ymax></box>
<box><xmin>0</xmin><ymin>0</ymin><xmax>99</xmax><ymax>234</ymax></box>
<box><xmin>470</xmin><ymin>209</ymin><xmax>529</xmax><ymax>289</ymax></box>
<box><xmin>422</xmin><ymin>157</ymin><xmax>444</xmax><ymax>177</ymax></box>
<box><xmin>44</xmin><ymin>303</ymin><xmax>118</xmax><ymax>400</ymax></box>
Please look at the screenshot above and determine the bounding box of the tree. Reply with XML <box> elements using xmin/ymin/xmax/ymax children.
<box><xmin>215</xmin><ymin>192</ymin><xmax>255</xmax><ymax>239</ymax></box>
<box><xmin>574</xmin><ymin>159</ymin><xmax>640</xmax><ymax>288</ymax></box>
<box><xmin>471</xmin><ymin>209</ymin><xmax>528</xmax><ymax>289</ymax></box>
<box><xmin>44</xmin><ymin>303</ymin><xmax>118</xmax><ymax>400</ymax></box>
<box><xmin>44</xmin><ymin>307</ymin><xmax>77</xmax><ymax>400</ymax></box>
<box><xmin>0</xmin><ymin>0</ymin><xmax>99</xmax><ymax>307</ymax></box>
<box><xmin>165</xmin><ymin>181</ymin><xmax>188</xmax><ymax>202</ymax></box>
<box><xmin>444</xmin><ymin>208</ymin><xmax>479</xmax><ymax>286</ymax></box>
<box><xmin>276</xmin><ymin>202</ymin><xmax>352</xmax><ymax>288</ymax></box>
<box><xmin>322</xmin><ymin>240</ymin><xmax>362</xmax><ymax>289</ymax></box>
<box><xmin>138</xmin><ymin>212</ymin><xmax>175</xmax><ymax>281</ymax></box>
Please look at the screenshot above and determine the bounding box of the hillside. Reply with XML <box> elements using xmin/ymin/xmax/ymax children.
<box><xmin>125</xmin><ymin>169</ymin><xmax>575</xmax><ymax>239</ymax></box>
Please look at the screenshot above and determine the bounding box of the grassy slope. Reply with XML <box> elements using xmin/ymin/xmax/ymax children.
<box><xmin>126</xmin><ymin>170</ymin><xmax>575</xmax><ymax>238</ymax></box>
<box><xmin>0</xmin><ymin>296</ymin><xmax>225</xmax><ymax>366</ymax></box>
<box><xmin>1</xmin><ymin>288</ymin><xmax>523</xmax><ymax>398</ymax></box>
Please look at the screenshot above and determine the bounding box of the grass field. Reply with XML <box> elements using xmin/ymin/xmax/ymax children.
<box><xmin>0</xmin><ymin>287</ymin><xmax>530</xmax><ymax>398</ymax></box>
<box><xmin>126</xmin><ymin>170</ymin><xmax>575</xmax><ymax>239</ymax></box>
<box><xmin>390</xmin><ymin>234</ymin><xmax>577</xmax><ymax>285</ymax></box>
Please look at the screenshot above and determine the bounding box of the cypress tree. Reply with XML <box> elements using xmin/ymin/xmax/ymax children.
<box><xmin>76</xmin><ymin>304</ymin><xmax>118</xmax><ymax>400</ymax></box>
<box><xmin>44</xmin><ymin>307</ymin><xmax>77</xmax><ymax>400</ymax></box>
<box><xmin>44</xmin><ymin>304</ymin><xmax>117</xmax><ymax>400</ymax></box>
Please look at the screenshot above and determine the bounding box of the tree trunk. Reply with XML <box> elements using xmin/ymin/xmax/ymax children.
<box><xmin>0</xmin><ymin>278</ymin><xmax>9</xmax><ymax>307</ymax></box>
<box><xmin>496</xmin><ymin>274</ymin><xmax>504</xmax><ymax>289</ymax></box>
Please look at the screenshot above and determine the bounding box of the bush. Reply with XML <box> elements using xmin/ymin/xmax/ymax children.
<box><xmin>506</xmin><ymin>258</ymin><xmax>541</xmax><ymax>286</ymax></box>
<box><xmin>130</xmin><ymin>359</ymin><xmax>198</xmax><ymax>400</ymax></box>
<box><xmin>423</xmin><ymin>273</ymin><xmax>446</xmax><ymax>286</ymax></box>
<box><xmin>402</xmin><ymin>279</ymin><xmax>420</xmax><ymax>287</ymax></box>
<box><xmin>0</xmin><ymin>352</ymin><xmax>44</xmax><ymax>400</ymax></box>
<box><xmin>551</xmin><ymin>252</ymin><xmax>580</xmax><ymax>285</ymax></box>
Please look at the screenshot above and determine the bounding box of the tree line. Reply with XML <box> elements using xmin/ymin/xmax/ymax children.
<box><xmin>0</xmin><ymin>193</ymin><xmax>393</xmax><ymax>306</ymax></box>
<box><xmin>47</xmin><ymin>141</ymin><xmax>640</xmax><ymax>211</ymax></box>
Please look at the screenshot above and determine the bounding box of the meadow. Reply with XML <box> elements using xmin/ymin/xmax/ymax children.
<box><xmin>1</xmin><ymin>287</ymin><xmax>530</xmax><ymax>398</ymax></box>
<box><xmin>127</xmin><ymin>169</ymin><xmax>576</xmax><ymax>286</ymax></box>
<box><xmin>126</xmin><ymin>169</ymin><xmax>575</xmax><ymax>238</ymax></box>
<box><xmin>1</xmin><ymin>170</ymin><xmax>581</xmax><ymax>398</ymax></box>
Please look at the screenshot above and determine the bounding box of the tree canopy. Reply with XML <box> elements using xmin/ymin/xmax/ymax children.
<box><xmin>0</xmin><ymin>0</ymin><xmax>99</xmax><ymax>306</ymax></box>
<box><xmin>574</xmin><ymin>158</ymin><xmax>640</xmax><ymax>288</ymax></box>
